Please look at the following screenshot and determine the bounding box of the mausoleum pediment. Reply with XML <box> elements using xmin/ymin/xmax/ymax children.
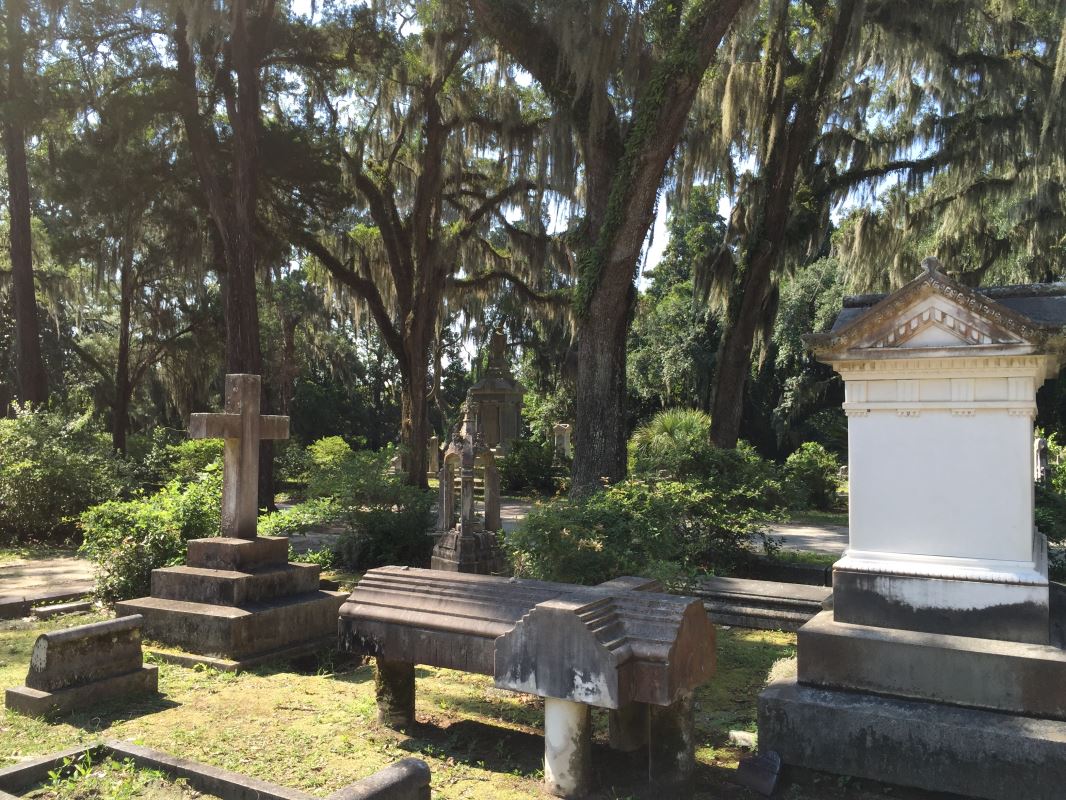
<box><xmin>805</xmin><ymin>258</ymin><xmax>1066</xmax><ymax>360</ymax></box>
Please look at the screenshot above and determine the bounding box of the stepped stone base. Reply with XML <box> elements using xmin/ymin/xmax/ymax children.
<box><xmin>6</xmin><ymin>666</ymin><xmax>157</xmax><ymax>718</ymax></box>
<box><xmin>759</xmin><ymin>663</ymin><xmax>1066</xmax><ymax>800</ymax></box>
<box><xmin>798</xmin><ymin>610</ymin><xmax>1066</xmax><ymax>719</ymax></box>
<box><xmin>430</xmin><ymin>529</ymin><xmax>506</xmax><ymax>574</ymax></box>
<box><xmin>692</xmin><ymin>577</ymin><xmax>829</xmax><ymax>631</ymax></box>
<box><xmin>116</xmin><ymin>536</ymin><xmax>346</xmax><ymax>666</ymax></box>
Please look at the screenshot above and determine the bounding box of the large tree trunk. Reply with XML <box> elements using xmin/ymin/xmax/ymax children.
<box><xmin>709</xmin><ymin>246</ymin><xmax>776</xmax><ymax>449</ymax></box>
<box><xmin>571</xmin><ymin>279</ymin><xmax>636</xmax><ymax>495</ymax></box>
<box><xmin>112</xmin><ymin>263</ymin><xmax>133</xmax><ymax>453</ymax></box>
<box><xmin>400</xmin><ymin>354</ymin><xmax>430</xmax><ymax>491</ymax></box>
<box><xmin>4</xmin><ymin>0</ymin><xmax>47</xmax><ymax>406</ymax></box>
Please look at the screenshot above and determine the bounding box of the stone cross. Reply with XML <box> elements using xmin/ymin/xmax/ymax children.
<box><xmin>189</xmin><ymin>374</ymin><xmax>288</xmax><ymax>540</ymax></box>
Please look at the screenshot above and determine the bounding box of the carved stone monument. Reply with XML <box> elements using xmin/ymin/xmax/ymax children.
<box><xmin>758</xmin><ymin>260</ymin><xmax>1066</xmax><ymax>800</ymax></box>
<box><xmin>431</xmin><ymin>405</ymin><xmax>505</xmax><ymax>574</ymax></box>
<box><xmin>117</xmin><ymin>374</ymin><xmax>346</xmax><ymax>669</ymax></box>
<box><xmin>427</xmin><ymin>434</ymin><xmax>439</xmax><ymax>478</ymax></box>
<box><xmin>467</xmin><ymin>328</ymin><xmax>524</xmax><ymax>452</ymax></box>
<box><xmin>339</xmin><ymin>568</ymin><xmax>715</xmax><ymax>798</ymax></box>
<box><xmin>552</xmin><ymin>423</ymin><xmax>572</xmax><ymax>464</ymax></box>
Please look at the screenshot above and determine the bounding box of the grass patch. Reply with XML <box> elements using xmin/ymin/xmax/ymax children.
<box><xmin>25</xmin><ymin>752</ymin><xmax>213</xmax><ymax>799</ymax></box>
<box><xmin>786</xmin><ymin>511</ymin><xmax>848</xmax><ymax>526</ymax></box>
<box><xmin>0</xmin><ymin>615</ymin><xmax>952</xmax><ymax>799</ymax></box>
<box><xmin>769</xmin><ymin>550</ymin><xmax>838</xmax><ymax>569</ymax></box>
<box><xmin>0</xmin><ymin>543</ymin><xmax>77</xmax><ymax>565</ymax></box>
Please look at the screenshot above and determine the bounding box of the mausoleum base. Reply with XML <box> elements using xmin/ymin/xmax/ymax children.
<box><xmin>117</xmin><ymin>535</ymin><xmax>346</xmax><ymax>667</ymax></box>
<box><xmin>759</xmin><ymin>661</ymin><xmax>1066</xmax><ymax>800</ymax></box>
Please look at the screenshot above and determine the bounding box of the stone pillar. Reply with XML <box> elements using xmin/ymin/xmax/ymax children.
<box><xmin>427</xmin><ymin>435</ymin><xmax>439</xmax><ymax>476</ymax></box>
<box><xmin>608</xmin><ymin>702</ymin><xmax>648</xmax><ymax>752</ymax></box>
<box><xmin>543</xmin><ymin>698</ymin><xmax>592</xmax><ymax>798</ymax></box>
<box><xmin>648</xmin><ymin>691</ymin><xmax>695</xmax><ymax>792</ymax></box>
<box><xmin>436</xmin><ymin>462</ymin><xmax>454</xmax><ymax>532</ymax></box>
<box><xmin>375</xmin><ymin>658</ymin><xmax>416</xmax><ymax>729</ymax></box>
<box><xmin>484</xmin><ymin>461</ymin><xmax>501</xmax><ymax>531</ymax></box>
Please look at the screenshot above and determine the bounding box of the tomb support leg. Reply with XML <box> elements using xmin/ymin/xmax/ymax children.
<box><xmin>543</xmin><ymin>698</ymin><xmax>592</xmax><ymax>798</ymax></box>
<box><xmin>608</xmin><ymin>702</ymin><xmax>648</xmax><ymax>752</ymax></box>
<box><xmin>648</xmin><ymin>690</ymin><xmax>695</xmax><ymax>794</ymax></box>
<box><xmin>374</xmin><ymin>658</ymin><xmax>415</xmax><ymax>729</ymax></box>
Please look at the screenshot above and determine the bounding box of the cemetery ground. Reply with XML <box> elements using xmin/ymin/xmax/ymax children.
<box><xmin>2</xmin><ymin>610</ymin><xmax>952</xmax><ymax>800</ymax></box>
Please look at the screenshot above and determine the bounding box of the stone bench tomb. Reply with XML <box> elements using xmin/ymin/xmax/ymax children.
<box><xmin>117</xmin><ymin>374</ymin><xmax>346</xmax><ymax>668</ymax></box>
<box><xmin>339</xmin><ymin>566</ymin><xmax>715</xmax><ymax>798</ymax></box>
<box><xmin>5</xmin><ymin>614</ymin><xmax>158</xmax><ymax>717</ymax></box>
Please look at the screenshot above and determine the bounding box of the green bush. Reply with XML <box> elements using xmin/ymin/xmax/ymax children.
<box><xmin>324</xmin><ymin>447</ymin><xmax>434</xmax><ymax>571</ymax></box>
<box><xmin>167</xmin><ymin>438</ymin><xmax>225</xmax><ymax>485</ymax></box>
<box><xmin>508</xmin><ymin>477</ymin><xmax>774</xmax><ymax>586</ymax></box>
<box><xmin>498</xmin><ymin>437</ymin><xmax>557</xmax><ymax>496</ymax></box>
<box><xmin>79</xmin><ymin>466</ymin><xmax>222</xmax><ymax>602</ymax></box>
<box><xmin>259</xmin><ymin>497</ymin><xmax>342</xmax><ymax>538</ymax></box>
<box><xmin>628</xmin><ymin>408</ymin><xmax>713</xmax><ymax>480</ymax></box>
<box><xmin>782</xmin><ymin>442</ymin><xmax>841</xmax><ymax>511</ymax></box>
<box><xmin>306</xmin><ymin>436</ymin><xmax>359</xmax><ymax>498</ymax></box>
<box><xmin>0</xmin><ymin>406</ymin><xmax>123</xmax><ymax>542</ymax></box>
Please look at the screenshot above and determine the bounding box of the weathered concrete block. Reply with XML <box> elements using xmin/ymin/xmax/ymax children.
<box><xmin>6</xmin><ymin>666</ymin><xmax>157</xmax><ymax>718</ymax></box>
<box><xmin>797</xmin><ymin>610</ymin><xmax>1066</xmax><ymax>719</ymax></box>
<box><xmin>833</xmin><ymin>567</ymin><xmax>1050</xmax><ymax>644</ymax></box>
<box><xmin>759</xmin><ymin>664</ymin><xmax>1066</xmax><ymax>800</ymax></box>
<box><xmin>325</xmin><ymin>758</ymin><xmax>431</xmax><ymax>800</ymax></box>
<box><xmin>30</xmin><ymin>600</ymin><xmax>93</xmax><ymax>620</ymax></box>
<box><xmin>5</xmin><ymin>615</ymin><xmax>157</xmax><ymax>717</ymax></box>
<box><xmin>186</xmin><ymin>536</ymin><xmax>289</xmax><ymax>571</ymax></box>
<box><xmin>117</xmin><ymin>590</ymin><xmax>346</xmax><ymax>660</ymax></box>
<box><xmin>692</xmin><ymin>577</ymin><xmax>830</xmax><ymax>631</ymax></box>
<box><xmin>26</xmin><ymin>615</ymin><xmax>144</xmax><ymax>691</ymax></box>
<box><xmin>151</xmin><ymin>563</ymin><xmax>320</xmax><ymax>606</ymax></box>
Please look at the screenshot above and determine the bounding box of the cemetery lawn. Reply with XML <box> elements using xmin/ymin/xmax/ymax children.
<box><xmin>24</xmin><ymin>753</ymin><xmax>214</xmax><ymax>799</ymax></box>
<box><xmin>0</xmin><ymin>613</ymin><xmax>950</xmax><ymax>799</ymax></box>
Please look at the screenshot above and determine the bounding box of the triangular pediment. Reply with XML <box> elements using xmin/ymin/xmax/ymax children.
<box><xmin>805</xmin><ymin>261</ymin><xmax>1048</xmax><ymax>358</ymax></box>
<box><xmin>857</xmin><ymin>294</ymin><xmax>1025</xmax><ymax>349</ymax></box>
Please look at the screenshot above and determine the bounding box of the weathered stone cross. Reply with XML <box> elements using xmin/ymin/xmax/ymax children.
<box><xmin>189</xmin><ymin>374</ymin><xmax>288</xmax><ymax>540</ymax></box>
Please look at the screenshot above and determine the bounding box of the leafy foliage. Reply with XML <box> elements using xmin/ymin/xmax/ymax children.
<box><xmin>79</xmin><ymin>466</ymin><xmax>222</xmax><ymax>603</ymax></box>
<box><xmin>0</xmin><ymin>406</ymin><xmax>122</xmax><ymax>543</ymax></box>
<box><xmin>782</xmin><ymin>442</ymin><xmax>841</xmax><ymax>511</ymax></box>
<box><xmin>628</xmin><ymin>408</ymin><xmax>713</xmax><ymax>480</ymax></box>
<box><xmin>498</xmin><ymin>437</ymin><xmax>557</xmax><ymax>496</ymax></box>
<box><xmin>507</xmin><ymin>477</ymin><xmax>773</xmax><ymax>587</ymax></box>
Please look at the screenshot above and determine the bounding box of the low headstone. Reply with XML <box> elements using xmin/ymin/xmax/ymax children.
<box><xmin>759</xmin><ymin>259</ymin><xmax>1066</xmax><ymax>800</ymax></box>
<box><xmin>735</xmin><ymin>751</ymin><xmax>781</xmax><ymax>797</ymax></box>
<box><xmin>339</xmin><ymin>567</ymin><xmax>715</xmax><ymax>798</ymax></box>
<box><xmin>5</xmin><ymin>615</ymin><xmax>158</xmax><ymax>717</ymax></box>
<box><xmin>117</xmin><ymin>374</ymin><xmax>346</xmax><ymax>668</ymax></box>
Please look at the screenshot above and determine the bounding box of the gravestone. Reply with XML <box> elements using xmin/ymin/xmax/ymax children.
<box><xmin>339</xmin><ymin>567</ymin><xmax>715</xmax><ymax>798</ymax></box>
<box><xmin>117</xmin><ymin>374</ymin><xmax>346</xmax><ymax>669</ymax></box>
<box><xmin>467</xmin><ymin>328</ymin><xmax>524</xmax><ymax>452</ymax></box>
<box><xmin>5</xmin><ymin>615</ymin><xmax>158</xmax><ymax>717</ymax></box>
<box><xmin>552</xmin><ymin>423</ymin><xmax>572</xmax><ymax>464</ymax></box>
<box><xmin>431</xmin><ymin>406</ymin><xmax>505</xmax><ymax>574</ymax></box>
<box><xmin>758</xmin><ymin>259</ymin><xmax>1066</xmax><ymax>800</ymax></box>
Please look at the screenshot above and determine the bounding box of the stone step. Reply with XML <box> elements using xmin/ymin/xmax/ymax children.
<box><xmin>31</xmin><ymin>600</ymin><xmax>94</xmax><ymax>620</ymax></box>
<box><xmin>692</xmin><ymin>577</ymin><xmax>830</xmax><ymax>632</ymax></box>
<box><xmin>151</xmin><ymin>564</ymin><xmax>321</xmax><ymax>606</ymax></box>
<box><xmin>186</xmin><ymin>536</ymin><xmax>289</xmax><ymax>571</ymax></box>
<box><xmin>115</xmin><ymin>590</ymin><xmax>347</xmax><ymax>660</ymax></box>
<box><xmin>0</xmin><ymin>584</ymin><xmax>93</xmax><ymax>620</ymax></box>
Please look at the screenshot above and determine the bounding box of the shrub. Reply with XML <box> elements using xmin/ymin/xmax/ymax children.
<box><xmin>508</xmin><ymin>477</ymin><xmax>773</xmax><ymax>587</ymax></box>
<box><xmin>0</xmin><ymin>406</ymin><xmax>122</xmax><ymax>542</ymax></box>
<box><xmin>628</xmin><ymin>408</ymin><xmax>713</xmax><ymax>480</ymax></box>
<box><xmin>167</xmin><ymin>438</ymin><xmax>225</xmax><ymax>485</ymax></box>
<box><xmin>306</xmin><ymin>436</ymin><xmax>358</xmax><ymax>498</ymax></box>
<box><xmin>498</xmin><ymin>437</ymin><xmax>557</xmax><ymax>496</ymax></box>
<box><xmin>782</xmin><ymin>442</ymin><xmax>841</xmax><ymax>511</ymax></box>
<box><xmin>79</xmin><ymin>466</ymin><xmax>222</xmax><ymax>603</ymax></box>
<box><xmin>259</xmin><ymin>497</ymin><xmax>342</xmax><ymax>538</ymax></box>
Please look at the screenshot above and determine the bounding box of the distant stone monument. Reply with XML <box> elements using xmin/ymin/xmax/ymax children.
<box><xmin>759</xmin><ymin>260</ymin><xmax>1066</xmax><ymax>800</ymax></box>
<box><xmin>117</xmin><ymin>374</ymin><xmax>346</xmax><ymax>668</ymax></box>
<box><xmin>552</xmin><ymin>423</ymin><xmax>572</xmax><ymax>464</ymax></box>
<box><xmin>431</xmin><ymin>404</ymin><xmax>505</xmax><ymax>574</ymax></box>
<box><xmin>427</xmin><ymin>434</ymin><xmax>439</xmax><ymax>478</ymax></box>
<box><xmin>5</xmin><ymin>615</ymin><xmax>157</xmax><ymax>717</ymax></box>
<box><xmin>467</xmin><ymin>328</ymin><xmax>524</xmax><ymax>452</ymax></box>
<box><xmin>1035</xmin><ymin>435</ymin><xmax>1049</xmax><ymax>485</ymax></box>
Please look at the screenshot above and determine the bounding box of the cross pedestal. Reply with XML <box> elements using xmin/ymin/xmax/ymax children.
<box><xmin>115</xmin><ymin>373</ymin><xmax>346</xmax><ymax>669</ymax></box>
<box><xmin>189</xmin><ymin>374</ymin><xmax>288</xmax><ymax>540</ymax></box>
